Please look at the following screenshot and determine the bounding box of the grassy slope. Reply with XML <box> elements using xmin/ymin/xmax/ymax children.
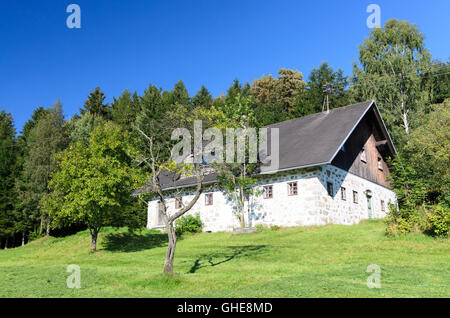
<box><xmin>0</xmin><ymin>219</ymin><xmax>448</xmax><ymax>298</ymax></box>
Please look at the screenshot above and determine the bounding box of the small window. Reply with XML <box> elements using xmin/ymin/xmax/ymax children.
<box><xmin>377</xmin><ymin>157</ymin><xmax>383</xmax><ymax>170</ymax></box>
<box><xmin>326</xmin><ymin>182</ymin><xmax>333</xmax><ymax>196</ymax></box>
<box><xmin>353</xmin><ymin>191</ymin><xmax>358</xmax><ymax>204</ymax></box>
<box><xmin>287</xmin><ymin>182</ymin><xmax>298</xmax><ymax>196</ymax></box>
<box><xmin>361</xmin><ymin>147</ymin><xmax>367</xmax><ymax>163</ymax></box>
<box><xmin>263</xmin><ymin>185</ymin><xmax>273</xmax><ymax>199</ymax></box>
<box><xmin>175</xmin><ymin>197</ymin><xmax>183</xmax><ymax>209</ymax></box>
<box><xmin>341</xmin><ymin>187</ymin><xmax>346</xmax><ymax>201</ymax></box>
<box><xmin>381</xmin><ymin>200</ymin><xmax>385</xmax><ymax>212</ymax></box>
<box><xmin>205</xmin><ymin>193</ymin><xmax>213</xmax><ymax>206</ymax></box>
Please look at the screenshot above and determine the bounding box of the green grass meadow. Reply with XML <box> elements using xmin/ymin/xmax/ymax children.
<box><xmin>0</xmin><ymin>219</ymin><xmax>448</xmax><ymax>297</ymax></box>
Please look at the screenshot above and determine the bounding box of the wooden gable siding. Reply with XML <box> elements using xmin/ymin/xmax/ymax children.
<box><xmin>331</xmin><ymin>111</ymin><xmax>392</xmax><ymax>188</ymax></box>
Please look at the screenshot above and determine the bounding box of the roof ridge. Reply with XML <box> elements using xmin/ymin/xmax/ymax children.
<box><xmin>263</xmin><ymin>100</ymin><xmax>373</xmax><ymax>128</ymax></box>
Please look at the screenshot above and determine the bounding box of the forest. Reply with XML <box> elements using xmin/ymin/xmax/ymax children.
<box><xmin>0</xmin><ymin>18</ymin><xmax>449</xmax><ymax>250</ymax></box>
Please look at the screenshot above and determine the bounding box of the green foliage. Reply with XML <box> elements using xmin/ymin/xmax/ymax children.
<box><xmin>17</xmin><ymin>101</ymin><xmax>68</xmax><ymax>235</ymax></box>
<box><xmin>44</xmin><ymin>122</ymin><xmax>145</xmax><ymax>250</ymax></box>
<box><xmin>0</xmin><ymin>110</ymin><xmax>17</xmax><ymax>241</ymax></box>
<box><xmin>251</xmin><ymin>69</ymin><xmax>306</xmax><ymax>117</ymax></box>
<box><xmin>388</xmin><ymin>153</ymin><xmax>427</xmax><ymax>209</ymax></box>
<box><xmin>295</xmin><ymin>62</ymin><xmax>352</xmax><ymax>117</ymax></box>
<box><xmin>66</xmin><ymin>112</ymin><xmax>108</xmax><ymax>145</ymax></box>
<box><xmin>425</xmin><ymin>204</ymin><xmax>450</xmax><ymax>238</ymax></box>
<box><xmin>270</xmin><ymin>225</ymin><xmax>280</xmax><ymax>231</ymax></box>
<box><xmin>403</xmin><ymin>99</ymin><xmax>450</xmax><ymax>204</ymax></box>
<box><xmin>352</xmin><ymin>18</ymin><xmax>432</xmax><ymax>147</ymax></box>
<box><xmin>111</xmin><ymin>89</ymin><xmax>141</xmax><ymax>130</ymax></box>
<box><xmin>385</xmin><ymin>204</ymin><xmax>417</xmax><ymax>236</ymax></box>
<box><xmin>175</xmin><ymin>213</ymin><xmax>203</xmax><ymax>236</ymax></box>
<box><xmin>80</xmin><ymin>87</ymin><xmax>111</xmax><ymax>119</ymax></box>
<box><xmin>192</xmin><ymin>85</ymin><xmax>213</xmax><ymax>108</ymax></box>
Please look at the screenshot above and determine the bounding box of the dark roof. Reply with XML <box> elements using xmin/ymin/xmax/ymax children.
<box><xmin>137</xmin><ymin>100</ymin><xmax>395</xmax><ymax>191</ymax></box>
<box><xmin>261</xmin><ymin>100</ymin><xmax>385</xmax><ymax>172</ymax></box>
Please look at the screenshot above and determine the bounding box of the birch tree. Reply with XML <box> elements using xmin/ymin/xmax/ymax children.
<box><xmin>351</xmin><ymin>18</ymin><xmax>431</xmax><ymax>147</ymax></box>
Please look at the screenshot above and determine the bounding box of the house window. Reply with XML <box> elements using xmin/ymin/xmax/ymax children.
<box><xmin>341</xmin><ymin>187</ymin><xmax>346</xmax><ymax>201</ymax></box>
<box><xmin>381</xmin><ymin>200</ymin><xmax>385</xmax><ymax>212</ymax></box>
<box><xmin>287</xmin><ymin>182</ymin><xmax>298</xmax><ymax>196</ymax></box>
<box><xmin>378</xmin><ymin>157</ymin><xmax>383</xmax><ymax>170</ymax></box>
<box><xmin>205</xmin><ymin>193</ymin><xmax>213</xmax><ymax>206</ymax></box>
<box><xmin>263</xmin><ymin>185</ymin><xmax>273</xmax><ymax>199</ymax></box>
<box><xmin>175</xmin><ymin>197</ymin><xmax>182</xmax><ymax>209</ymax></box>
<box><xmin>353</xmin><ymin>191</ymin><xmax>358</xmax><ymax>204</ymax></box>
<box><xmin>360</xmin><ymin>147</ymin><xmax>367</xmax><ymax>163</ymax></box>
<box><xmin>326</xmin><ymin>182</ymin><xmax>333</xmax><ymax>196</ymax></box>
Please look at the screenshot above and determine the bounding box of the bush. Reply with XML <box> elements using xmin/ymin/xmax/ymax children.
<box><xmin>425</xmin><ymin>204</ymin><xmax>450</xmax><ymax>237</ymax></box>
<box><xmin>385</xmin><ymin>204</ymin><xmax>415</xmax><ymax>236</ymax></box>
<box><xmin>175</xmin><ymin>214</ymin><xmax>203</xmax><ymax>236</ymax></box>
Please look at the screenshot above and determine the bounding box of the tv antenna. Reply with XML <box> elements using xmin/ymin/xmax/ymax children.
<box><xmin>322</xmin><ymin>82</ymin><xmax>333</xmax><ymax>113</ymax></box>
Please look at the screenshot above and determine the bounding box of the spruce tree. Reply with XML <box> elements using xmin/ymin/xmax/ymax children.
<box><xmin>80</xmin><ymin>87</ymin><xmax>111</xmax><ymax>119</ymax></box>
<box><xmin>0</xmin><ymin>111</ymin><xmax>17</xmax><ymax>248</ymax></box>
<box><xmin>18</xmin><ymin>101</ymin><xmax>68</xmax><ymax>235</ymax></box>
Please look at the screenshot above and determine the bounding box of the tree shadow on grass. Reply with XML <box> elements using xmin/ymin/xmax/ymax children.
<box><xmin>187</xmin><ymin>245</ymin><xmax>268</xmax><ymax>274</ymax></box>
<box><xmin>102</xmin><ymin>231</ymin><xmax>168</xmax><ymax>252</ymax></box>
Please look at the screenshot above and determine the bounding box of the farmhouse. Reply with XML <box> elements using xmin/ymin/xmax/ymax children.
<box><xmin>146</xmin><ymin>100</ymin><xmax>397</xmax><ymax>232</ymax></box>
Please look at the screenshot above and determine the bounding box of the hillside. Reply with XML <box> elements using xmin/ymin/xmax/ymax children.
<box><xmin>0</xmin><ymin>220</ymin><xmax>448</xmax><ymax>297</ymax></box>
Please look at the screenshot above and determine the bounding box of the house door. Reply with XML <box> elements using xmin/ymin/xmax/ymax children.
<box><xmin>365</xmin><ymin>191</ymin><xmax>373</xmax><ymax>219</ymax></box>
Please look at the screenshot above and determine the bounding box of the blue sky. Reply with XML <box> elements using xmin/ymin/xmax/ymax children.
<box><xmin>0</xmin><ymin>0</ymin><xmax>449</xmax><ymax>132</ymax></box>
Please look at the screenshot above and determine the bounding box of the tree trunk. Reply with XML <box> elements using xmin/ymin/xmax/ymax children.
<box><xmin>4</xmin><ymin>238</ymin><xmax>8</xmax><ymax>250</ymax></box>
<box><xmin>39</xmin><ymin>216</ymin><xmax>44</xmax><ymax>235</ymax></box>
<box><xmin>91</xmin><ymin>231</ymin><xmax>98</xmax><ymax>252</ymax></box>
<box><xmin>239</xmin><ymin>188</ymin><xmax>245</xmax><ymax>228</ymax></box>
<box><xmin>46</xmin><ymin>222</ymin><xmax>50</xmax><ymax>237</ymax></box>
<box><xmin>163</xmin><ymin>221</ymin><xmax>177</xmax><ymax>274</ymax></box>
<box><xmin>401</xmin><ymin>100</ymin><xmax>409</xmax><ymax>135</ymax></box>
<box><xmin>22</xmin><ymin>232</ymin><xmax>25</xmax><ymax>246</ymax></box>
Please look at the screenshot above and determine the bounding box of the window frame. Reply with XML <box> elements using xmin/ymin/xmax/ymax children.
<box><xmin>205</xmin><ymin>193</ymin><xmax>213</xmax><ymax>206</ymax></box>
<box><xmin>287</xmin><ymin>182</ymin><xmax>298</xmax><ymax>196</ymax></box>
<box><xmin>377</xmin><ymin>156</ymin><xmax>383</xmax><ymax>171</ymax></box>
<box><xmin>360</xmin><ymin>147</ymin><xmax>367</xmax><ymax>163</ymax></box>
<box><xmin>353</xmin><ymin>191</ymin><xmax>358</xmax><ymax>204</ymax></box>
<box><xmin>381</xmin><ymin>200</ymin><xmax>385</xmax><ymax>212</ymax></box>
<box><xmin>341</xmin><ymin>187</ymin><xmax>346</xmax><ymax>201</ymax></box>
<box><xmin>263</xmin><ymin>185</ymin><xmax>273</xmax><ymax>199</ymax></box>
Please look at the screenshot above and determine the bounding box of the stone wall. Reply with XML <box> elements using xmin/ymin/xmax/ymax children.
<box><xmin>147</xmin><ymin>165</ymin><xmax>397</xmax><ymax>232</ymax></box>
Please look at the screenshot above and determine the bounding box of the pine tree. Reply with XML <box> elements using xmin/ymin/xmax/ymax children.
<box><xmin>0</xmin><ymin>111</ymin><xmax>17</xmax><ymax>248</ymax></box>
<box><xmin>80</xmin><ymin>87</ymin><xmax>111</xmax><ymax>119</ymax></box>
<box><xmin>111</xmin><ymin>89</ymin><xmax>141</xmax><ymax>130</ymax></box>
<box><xmin>192</xmin><ymin>85</ymin><xmax>213</xmax><ymax>108</ymax></box>
<box><xmin>18</xmin><ymin>101</ymin><xmax>68</xmax><ymax>236</ymax></box>
<box><xmin>170</xmin><ymin>80</ymin><xmax>191</xmax><ymax>107</ymax></box>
